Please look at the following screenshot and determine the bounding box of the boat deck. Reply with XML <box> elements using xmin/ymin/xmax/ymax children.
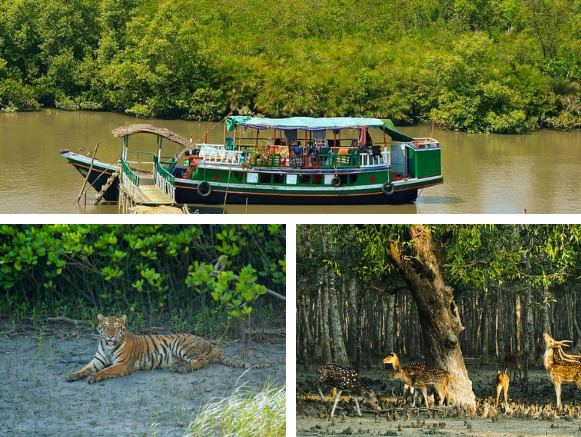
<box><xmin>132</xmin><ymin>177</ymin><xmax>175</xmax><ymax>205</ymax></box>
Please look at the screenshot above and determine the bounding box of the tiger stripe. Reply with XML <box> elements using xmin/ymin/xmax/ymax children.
<box><xmin>66</xmin><ymin>314</ymin><xmax>266</xmax><ymax>384</ymax></box>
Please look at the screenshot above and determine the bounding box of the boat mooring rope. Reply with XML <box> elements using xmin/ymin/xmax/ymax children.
<box><xmin>222</xmin><ymin>162</ymin><xmax>234</xmax><ymax>213</ymax></box>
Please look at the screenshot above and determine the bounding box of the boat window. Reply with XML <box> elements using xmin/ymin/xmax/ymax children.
<box><xmin>259</xmin><ymin>173</ymin><xmax>272</xmax><ymax>184</ymax></box>
<box><xmin>349</xmin><ymin>174</ymin><xmax>358</xmax><ymax>184</ymax></box>
<box><xmin>312</xmin><ymin>174</ymin><xmax>323</xmax><ymax>184</ymax></box>
<box><xmin>272</xmin><ymin>173</ymin><xmax>284</xmax><ymax>184</ymax></box>
<box><xmin>299</xmin><ymin>174</ymin><xmax>310</xmax><ymax>184</ymax></box>
<box><xmin>339</xmin><ymin>175</ymin><xmax>348</xmax><ymax>185</ymax></box>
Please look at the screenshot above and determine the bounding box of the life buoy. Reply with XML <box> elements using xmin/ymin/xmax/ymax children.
<box><xmin>331</xmin><ymin>176</ymin><xmax>341</xmax><ymax>187</ymax></box>
<box><xmin>382</xmin><ymin>182</ymin><xmax>395</xmax><ymax>195</ymax></box>
<box><xmin>197</xmin><ymin>181</ymin><xmax>212</xmax><ymax>197</ymax></box>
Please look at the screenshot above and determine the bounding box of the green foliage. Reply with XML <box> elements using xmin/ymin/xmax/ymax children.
<box><xmin>185</xmin><ymin>261</ymin><xmax>267</xmax><ymax>319</ymax></box>
<box><xmin>0</xmin><ymin>224</ymin><xmax>285</xmax><ymax>336</ymax></box>
<box><xmin>299</xmin><ymin>224</ymin><xmax>581</xmax><ymax>305</ymax></box>
<box><xmin>1</xmin><ymin>0</ymin><xmax>580</xmax><ymax>131</ymax></box>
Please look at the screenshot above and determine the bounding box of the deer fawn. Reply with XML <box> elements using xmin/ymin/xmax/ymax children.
<box><xmin>317</xmin><ymin>364</ymin><xmax>381</xmax><ymax>417</ymax></box>
<box><xmin>501</xmin><ymin>352</ymin><xmax>522</xmax><ymax>380</ymax></box>
<box><xmin>382</xmin><ymin>352</ymin><xmax>427</xmax><ymax>397</ymax></box>
<box><xmin>495</xmin><ymin>370</ymin><xmax>509</xmax><ymax>406</ymax></box>
<box><xmin>389</xmin><ymin>367</ymin><xmax>451</xmax><ymax>408</ymax></box>
<box><xmin>542</xmin><ymin>333</ymin><xmax>581</xmax><ymax>408</ymax></box>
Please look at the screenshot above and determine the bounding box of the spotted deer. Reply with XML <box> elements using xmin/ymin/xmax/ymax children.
<box><xmin>317</xmin><ymin>364</ymin><xmax>381</xmax><ymax>417</ymax></box>
<box><xmin>495</xmin><ymin>369</ymin><xmax>509</xmax><ymax>406</ymax></box>
<box><xmin>389</xmin><ymin>367</ymin><xmax>451</xmax><ymax>408</ymax></box>
<box><xmin>501</xmin><ymin>352</ymin><xmax>522</xmax><ymax>380</ymax></box>
<box><xmin>383</xmin><ymin>352</ymin><xmax>427</xmax><ymax>397</ymax></box>
<box><xmin>543</xmin><ymin>333</ymin><xmax>581</xmax><ymax>408</ymax></box>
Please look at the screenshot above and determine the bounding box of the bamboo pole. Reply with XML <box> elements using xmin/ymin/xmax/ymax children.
<box><xmin>73</xmin><ymin>142</ymin><xmax>99</xmax><ymax>205</ymax></box>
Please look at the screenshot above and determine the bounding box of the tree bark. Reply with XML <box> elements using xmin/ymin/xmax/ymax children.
<box><xmin>321</xmin><ymin>279</ymin><xmax>332</xmax><ymax>364</ymax></box>
<box><xmin>347</xmin><ymin>278</ymin><xmax>359</xmax><ymax>367</ymax></box>
<box><xmin>386</xmin><ymin>292</ymin><xmax>396</xmax><ymax>353</ymax></box>
<box><xmin>326</xmin><ymin>231</ymin><xmax>349</xmax><ymax>367</ymax></box>
<box><xmin>524</xmin><ymin>289</ymin><xmax>534</xmax><ymax>383</ymax></box>
<box><xmin>496</xmin><ymin>283</ymin><xmax>504</xmax><ymax>357</ymax></box>
<box><xmin>541</xmin><ymin>282</ymin><xmax>551</xmax><ymax>336</ymax></box>
<box><xmin>387</xmin><ymin>225</ymin><xmax>476</xmax><ymax>407</ymax></box>
<box><xmin>515</xmin><ymin>294</ymin><xmax>522</xmax><ymax>352</ymax></box>
<box><xmin>328</xmin><ymin>276</ymin><xmax>349</xmax><ymax>366</ymax></box>
<box><xmin>300</xmin><ymin>295</ymin><xmax>314</xmax><ymax>361</ymax></box>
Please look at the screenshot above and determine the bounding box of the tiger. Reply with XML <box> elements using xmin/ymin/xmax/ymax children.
<box><xmin>67</xmin><ymin>314</ymin><xmax>264</xmax><ymax>384</ymax></box>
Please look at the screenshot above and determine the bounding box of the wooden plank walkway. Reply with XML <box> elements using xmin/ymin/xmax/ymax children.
<box><xmin>133</xmin><ymin>176</ymin><xmax>175</xmax><ymax>205</ymax></box>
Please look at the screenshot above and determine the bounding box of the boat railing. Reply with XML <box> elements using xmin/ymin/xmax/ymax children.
<box><xmin>153</xmin><ymin>154</ymin><xmax>176</xmax><ymax>201</ymax></box>
<box><xmin>197</xmin><ymin>143</ymin><xmax>246</xmax><ymax>165</ymax></box>
<box><xmin>124</xmin><ymin>150</ymin><xmax>156</xmax><ymax>170</ymax></box>
<box><xmin>120</xmin><ymin>157</ymin><xmax>140</xmax><ymax>199</ymax></box>
<box><xmin>196</xmin><ymin>142</ymin><xmax>395</xmax><ymax>169</ymax></box>
<box><xmin>316</xmin><ymin>146</ymin><xmax>390</xmax><ymax>168</ymax></box>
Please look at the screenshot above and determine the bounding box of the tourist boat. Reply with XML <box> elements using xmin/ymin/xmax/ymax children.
<box><xmin>59</xmin><ymin>117</ymin><xmax>443</xmax><ymax>205</ymax></box>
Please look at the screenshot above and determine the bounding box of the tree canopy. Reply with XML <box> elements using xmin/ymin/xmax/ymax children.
<box><xmin>0</xmin><ymin>224</ymin><xmax>286</xmax><ymax>338</ymax></box>
<box><xmin>1</xmin><ymin>0</ymin><xmax>580</xmax><ymax>132</ymax></box>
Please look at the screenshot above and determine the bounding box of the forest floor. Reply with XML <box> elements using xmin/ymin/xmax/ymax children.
<box><xmin>297</xmin><ymin>360</ymin><xmax>581</xmax><ymax>437</ymax></box>
<box><xmin>0</xmin><ymin>320</ymin><xmax>286</xmax><ymax>436</ymax></box>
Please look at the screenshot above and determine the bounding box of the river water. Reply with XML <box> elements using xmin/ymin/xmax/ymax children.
<box><xmin>0</xmin><ymin>110</ymin><xmax>580</xmax><ymax>214</ymax></box>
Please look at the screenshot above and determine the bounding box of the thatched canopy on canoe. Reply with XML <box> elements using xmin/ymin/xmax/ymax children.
<box><xmin>112</xmin><ymin>124</ymin><xmax>190</xmax><ymax>149</ymax></box>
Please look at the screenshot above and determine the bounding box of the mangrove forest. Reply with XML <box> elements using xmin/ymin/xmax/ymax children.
<box><xmin>0</xmin><ymin>0</ymin><xmax>580</xmax><ymax>133</ymax></box>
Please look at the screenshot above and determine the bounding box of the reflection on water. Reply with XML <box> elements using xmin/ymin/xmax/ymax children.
<box><xmin>416</xmin><ymin>196</ymin><xmax>465</xmax><ymax>204</ymax></box>
<box><xmin>1</xmin><ymin>110</ymin><xmax>580</xmax><ymax>214</ymax></box>
<box><xmin>220</xmin><ymin>203</ymin><xmax>418</xmax><ymax>215</ymax></box>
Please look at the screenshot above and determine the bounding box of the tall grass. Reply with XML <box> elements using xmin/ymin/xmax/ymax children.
<box><xmin>185</xmin><ymin>376</ymin><xmax>286</xmax><ymax>437</ymax></box>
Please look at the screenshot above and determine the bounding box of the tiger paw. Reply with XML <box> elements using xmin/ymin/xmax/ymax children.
<box><xmin>66</xmin><ymin>373</ymin><xmax>82</xmax><ymax>382</ymax></box>
<box><xmin>87</xmin><ymin>374</ymin><xmax>101</xmax><ymax>384</ymax></box>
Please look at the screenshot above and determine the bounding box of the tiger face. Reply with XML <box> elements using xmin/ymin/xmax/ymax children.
<box><xmin>97</xmin><ymin>314</ymin><xmax>127</xmax><ymax>349</ymax></box>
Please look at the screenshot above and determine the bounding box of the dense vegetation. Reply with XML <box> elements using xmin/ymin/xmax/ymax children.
<box><xmin>1</xmin><ymin>0</ymin><xmax>580</xmax><ymax>133</ymax></box>
<box><xmin>0</xmin><ymin>224</ymin><xmax>286</xmax><ymax>338</ymax></box>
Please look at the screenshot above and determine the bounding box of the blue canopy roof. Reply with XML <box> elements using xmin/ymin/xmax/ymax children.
<box><xmin>226</xmin><ymin>116</ymin><xmax>413</xmax><ymax>142</ymax></box>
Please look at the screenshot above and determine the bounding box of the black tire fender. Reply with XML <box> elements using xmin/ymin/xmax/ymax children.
<box><xmin>382</xmin><ymin>182</ymin><xmax>395</xmax><ymax>195</ymax></box>
<box><xmin>197</xmin><ymin>181</ymin><xmax>212</xmax><ymax>197</ymax></box>
<box><xmin>331</xmin><ymin>176</ymin><xmax>341</xmax><ymax>187</ymax></box>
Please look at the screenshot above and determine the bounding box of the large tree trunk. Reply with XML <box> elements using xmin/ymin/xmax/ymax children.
<box><xmin>388</xmin><ymin>225</ymin><xmax>476</xmax><ymax>407</ymax></box>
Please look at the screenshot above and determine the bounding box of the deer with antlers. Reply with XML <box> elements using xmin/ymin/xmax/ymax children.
<box><xmin>383</xmin><ymin>352</ymin><xmax>427</xmax><ymax>397</ymax></box>
<box><xmin>542</xmin><ymin>333</ymin><xmax>581</xmax><ymax>408</ymax></box>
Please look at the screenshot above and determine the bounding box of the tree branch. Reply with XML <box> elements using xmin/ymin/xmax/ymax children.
<box><xmin>368</xmin><ymin>284</ymin><xmax>408</xmax><ymax>295</ymax></box>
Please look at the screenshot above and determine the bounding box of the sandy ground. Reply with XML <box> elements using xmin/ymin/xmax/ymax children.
<box><xmin>0</xmin><ymin>331</ymin><xmax>285</xmax><ymax>436</ymax></box>
<box><xmin>297</xmin><ymin>362</ymin><xmax>581</xmax><ymax>437</ymax></box>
